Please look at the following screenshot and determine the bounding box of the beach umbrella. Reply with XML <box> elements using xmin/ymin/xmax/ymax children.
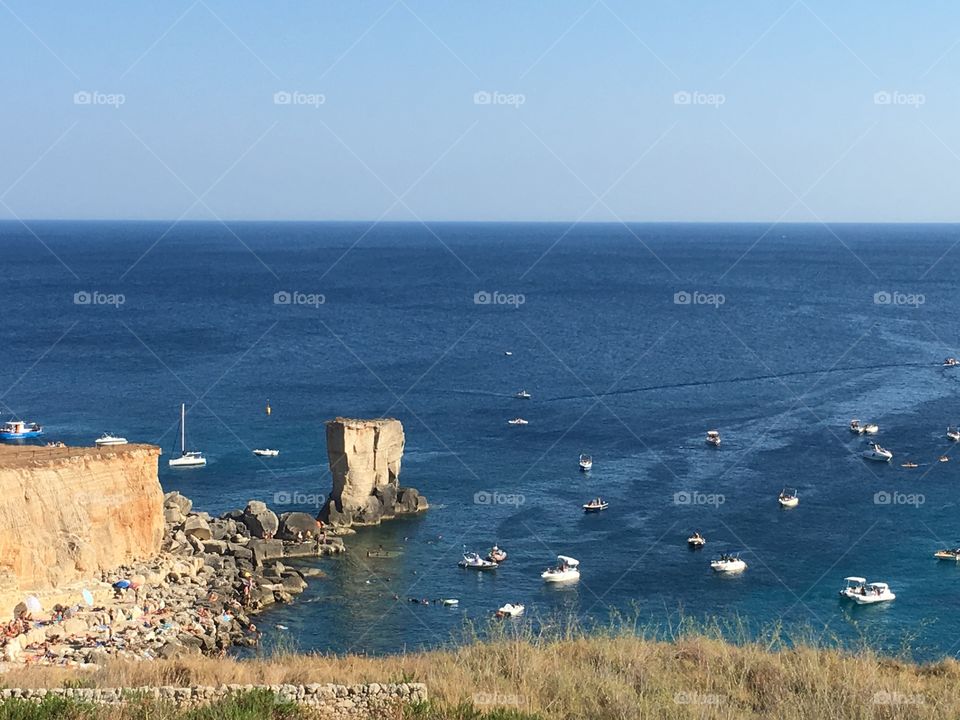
<box><xmin>25</xmin><ymin>595</ymin><xmax>41</xmax><ymax>613</ymax></box>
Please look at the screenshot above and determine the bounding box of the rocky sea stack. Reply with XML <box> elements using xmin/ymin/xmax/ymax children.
<box><xmin>318</xmin><ymin>418</ymin><xmax>428</xmax><ymax>527</ymax></box>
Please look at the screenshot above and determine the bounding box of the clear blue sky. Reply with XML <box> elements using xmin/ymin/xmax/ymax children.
<box><xmin>2</xmin><ymin>1</ymin><xmax>959</xmax><ymax>222</ymax></box>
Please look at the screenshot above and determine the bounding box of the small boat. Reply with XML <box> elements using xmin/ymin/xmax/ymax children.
<box><xmin>839</xmin><ymin>577</ymin><xmax>895</xmax><ymax>604</ymax></box>
<box><xmin>687</xmin><ymin>532</ymin><xmax>706</xmax><ymax>549</ymax></box>
<box><xmin>711</xmin><ymin>553</ymin><xmax>747</xmax><ymax>573</ymax></box>
<box><xmin>437</xmin><ymin>598</ymin><xmax>459</xmax><ymax>606</ymax></box>
<box><xmin>252</xmin><ymin>448</ymin><xmax>279</xmax><ymax>457</ymax></box>
<box><xmin>940</xmin><ymin>455</ymin><xmax>950</xmax><ymax>463</ymax></box>
<box><xmin>366</xmin><ymin>548</ymin><xmax>403</xmax><ymax>559</ymax></box>
<box><xmin>582</xmin><ymin>498</ymin><xmax>609</xmax><ymax>513</ymax></box>
<box><xmin>504</xmin><ymin>351</ymin><xmax>513</xmax><ymax>356</ymax></box>
<box><xmin>948</xmin><ymin>427</ymin><xmax>960</xmax><ymax>442</ymax></box>
<box><xmin>901</xmin><ymin>462</ymin><xmax>918</xmax><ymax>469</ymax></box>
<box><xmin>95</xmin><ymin>433</ymin><xmax>128</xmax><ymax>446</ymax></box>
<box><xmin>169</xmin><ymin>403</ymin><xmax>206</xmax><ymax>468</ymax></box>
<box><xmin>0</xmin><ymin>420</ymin><xmax>43</xmax><ymax>440</ymax></box>
<box><xmin>945</xmin><ymin>357</ymin><xmax>959</xmax><ymax>367</ymax></box>
<box><xmin>579</xmin><ymin>453</ymin><xmax>593</xmax><ymax>471</ymax></box>
<box><xmin>778</xmin><ymin>487</ymin><xmax>799</xmax><ymax>508</ymax></box>
<box><xmin>541</xmin><ymin>555</ymin><xmax>580</xmax><ymax>583</ymax></box>
<box><xmin>706</xmin><ymin>430</ymin><xmax>721</xmax><ymax>447</ymax></box>
<box><xmin>458</xmin><ymin>552</ymin><xmax>498</xmax><ymax>570</ymax></box>
<box><xmin>495</xmin><ymin>603</ymin><xmax>525</xmax><ymax>618</ymax></box>
<box><xmin>849</xmin><ymin>419</ymin><xmax>879</xmax><ymax>435</ymax></box>
<box><xmin>486</xmin><ymin>546</ymin><xmax>507</xmax><ymax>563</ymax></box>
<box><xmin>862</xmin><ymin>442</ymin><xmax>893</xmax><ymax>462</ymax></box>
<box><xmin>508</xmin><ymin>418</ymin><xmax>529</xmax><ymax>426</ymax></box>
<box><xmin>515</xmin><ymin>390</ymin><xmax>531</xmax><ymax>399</ymax></box>
<box><xmin>934</xmin><ymin>547</ymin><xmax>960</xmax><ymax>561</ymax></box>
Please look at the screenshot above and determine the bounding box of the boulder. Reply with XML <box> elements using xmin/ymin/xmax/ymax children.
<box><xmin>353</xmin><ymin>495</ymin><xmax>385</xmax><ymax>526</ymax></box>
<box><xmin>242</xmin><ymin>502</ymin><xmax>279</xmax><ymax>539</ymax></box>
<box><xmin>183</xmin><ymin>516</ymin><xmax>212</xmax><ymax>540</ymax></box>
<box><xmin>396</xmin><ymin>487</ymin><xmax>421</xmax><ymax>514</ymax></box>
<box><xmin>277</xmin><ymin>512</ymin><xmax>317</xmax><ymax>540</ymax></box>
<box><xmin>164</xmin><ymin>507</ymin><xmax>185</xmax><ymax>525</ymax></box>
<box><xmin>248</xmin><ymin>538</ymin><xmax>284</xmax><ymax>567</ymax></box>
<box><xmin>164</xmin><ymin>492</ymin><xmax>193</xmax><ymax>515</ymax></box>
<box><xmin>317</xmin><ymin>499</ymin><xmax>353</xmax><ymax>527</ymax></box>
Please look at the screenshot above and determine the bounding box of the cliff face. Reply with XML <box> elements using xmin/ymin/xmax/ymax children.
<box><xmin>320</xmin><ymin>418</ymin><xmax>428</xmax><ymax>527</ymax></box>
<box><xmin>0</xmin><ymin>444</ymin><xmax>164</xmax><ymax>603</ymax></box>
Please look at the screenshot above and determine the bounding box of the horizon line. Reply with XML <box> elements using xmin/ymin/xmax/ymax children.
<box><xmin>3</xmin><ymin>218</ymin><xmax>960</xmax><ymax>226</ymax></box>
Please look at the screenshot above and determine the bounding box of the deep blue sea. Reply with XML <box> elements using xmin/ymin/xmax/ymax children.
<box><xmin>3</xmin><ymin>220</ymin><xmax>960</xmax><ymax>660</ymax></box>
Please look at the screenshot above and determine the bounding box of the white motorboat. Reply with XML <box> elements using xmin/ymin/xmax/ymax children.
<box><xmin>948</xmin><ymin>427</ymin><xmax>960</xmax><ymax>442</ymax></box>
<box><xmin>582</xmin><ymin>498</ymin><xmax>609</xmax><ymax>513</ymax></box>
<box><xmin>706</xmin><ymin>430</ymin><xmax>721</xmax><ymax>447</ymax></box>
<box><xmin>945</xmin><ymin>357</ymin><xmax>959</xmax><ymax>368</ymax></box>
<box><xmin>839</xmin><ymin>577</ymin><xmax>895</xmax><ymax>604</ymax></box>
<box><xmin>95</xmin><ymin>433</ymin><xmax>128</xmax><ymax>446</ymax></box>
<box><xmin>579</xmin><ymin>453</ymin><xmax>593</xmax><ymax>471</ymax></box>
<box><xmin>934</xmin><ymin>547</ymin><xmax>960</xmax><ymax>561</ymax></box>
<box><xmin>542</xmin><ymin>555</ymin><xmax>580</xmax><ymax>583</ymax></box>
<box><xmin>687</xmin><ymin>532</ymin><xmax>706</xmax><ymax>549</ymax></box>
<box><xmin>495</xmin><ymin>603</ymin><xmax>525</xmax><ymax>618</ymax></box>
<box><xmin>438</xmin><ymin>598</ymin><xmax>459</xmax><ymax>606</ymax></box>
<box><xmin>862</xmin><ymin>442</ymin><xmax>893</xmax><ymax>462</ymax></box>
<box><xmin>458</xmin><ymin>552</ymin><xmax>498</xmax><ymax>571</ymax></box>
<box><xmin>515</xmin><ymin>390</ymin><xmax>531</xmax><ymax>399</ymax></box>
<box><xmin>487</xmin><ymin>546</ymin><xmax>507</xmax><ymax>563</ymax></box>
<box><xmin>849</xmin><ymin>419</ymin><xmax>878</xmax><ymax>435</ymax></box>
<box><xmin>253</xmin><ymin>448</ymin><xmax>279</xmax><ymax>457</ymax></box>
<box><xmin>711</xmin><ymin>553</ymin><xmax>747</xmax><ymax>573</ymax></box>
<box><xmin>169</xmin><ymin>403</ymin><xmax>206</xmax><ymax>468</ymax></box>
<box><xmin>508</xmin><ymin>418</ymin><xmax>529</xmax><ymax>426</ymax></box>
<box><xmin>778</xmin><ymin>487</ymin><xmax>799</xmax><ymax>509</ymax></box>
<box><xmin>504</xmin><ymin>351</ymin><xmax>513</xmax><ymax>356</ymax></box>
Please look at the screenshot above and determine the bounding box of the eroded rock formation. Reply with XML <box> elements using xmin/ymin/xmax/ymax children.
<box><xmin>0</xmin><ymin>444</ymin><xmax>164</xmax><ymax>608</ymax></box>
<box><xmin>318</xmin><ymin>417</ymin><xmax>428</xmax><ymax>527</ymax></box>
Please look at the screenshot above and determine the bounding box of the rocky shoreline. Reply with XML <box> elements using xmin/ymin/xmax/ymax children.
<box><xmin>1</xmin><ymin>492</ymin><xmax>347</xmax><ymax>666</ymax></box>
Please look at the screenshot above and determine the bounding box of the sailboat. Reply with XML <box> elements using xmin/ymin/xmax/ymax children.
<box><xmin>169</xmin><ymin>403</ymin><xmax>206</xmax><ymax>468</ymax></box>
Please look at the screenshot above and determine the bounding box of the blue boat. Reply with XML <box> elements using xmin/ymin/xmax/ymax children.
<box><xmin>0</xmin><ymin>420</ymin><xmax>44</xmax><ymax>440</ymax></box>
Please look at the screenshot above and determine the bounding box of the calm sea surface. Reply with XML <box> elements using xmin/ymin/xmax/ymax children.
<box><xmin>3</xmin><ymin>221</ymin><xmax>960</xmax><ymax>659</ymax></box>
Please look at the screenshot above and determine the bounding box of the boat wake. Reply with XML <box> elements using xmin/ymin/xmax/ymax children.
<box><xmin>547</xmin><ymin>361</ymin><xmax>933</xmax><ymax>401</ymax></box>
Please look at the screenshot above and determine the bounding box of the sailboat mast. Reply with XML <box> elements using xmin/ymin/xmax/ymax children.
<box><xmin>180</xmin><ymin>403</ymin><xmax>186</xmax><ymax>455</ymax></box>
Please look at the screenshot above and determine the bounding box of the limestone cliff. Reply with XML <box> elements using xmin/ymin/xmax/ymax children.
<box><xmin>0</xmin><ymin>444</ymin><xmax>164</xmax><ymax>608</ymax></box>
<box><xmin>319</xmin><ymin>418</ymin><xmax>428</xmax><ymax>526</ymax></box>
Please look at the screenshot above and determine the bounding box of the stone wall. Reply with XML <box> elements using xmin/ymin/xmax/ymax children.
<box><xmin>319</xmin><ymin>418</ymin><xmax>428</xmax><ymax>527</ymax></box>
<box><xmin>0</xmin><ymin>444</ymin><xmax>164</xmax><ymax>609</ymax></box>
<box><xmin>0</xmin><ymin>683</ymin><xmax>427</xmax><ymax>717</ymax></box>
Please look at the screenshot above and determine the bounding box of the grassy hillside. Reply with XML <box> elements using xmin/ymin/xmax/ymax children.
<box><xmin>1</xmin><ymin>618</ymin><xmax>955</xmax><ymax>719</ymax></box>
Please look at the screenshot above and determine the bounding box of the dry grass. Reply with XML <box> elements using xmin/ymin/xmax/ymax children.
<box><xmin>3</xmin><ymin>616</ymin><xmax>959</xmax><ymax>719</ymax></box>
